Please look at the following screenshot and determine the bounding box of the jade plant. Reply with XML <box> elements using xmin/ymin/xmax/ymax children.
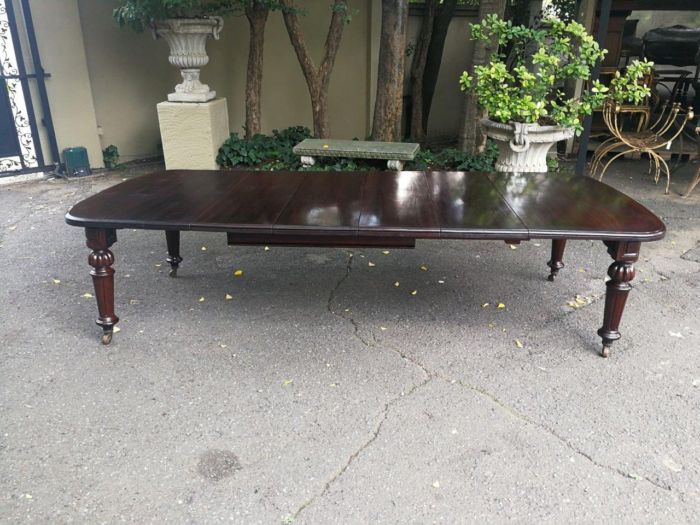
<box><xmin>460</xmin><ymin>15</ymin><xmax>608</xmax><ymax>132</ymax></box>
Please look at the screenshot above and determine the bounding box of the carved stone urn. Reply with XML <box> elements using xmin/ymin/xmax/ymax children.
<box><xmin>154</xmin><ymin>17</ymin><xmax>224</xmax><ymax>102</ymax></box>
<box><xmin>480</xmin><ymin>119</ymin><xmax>575</xmax><ymax>173</ymax></box>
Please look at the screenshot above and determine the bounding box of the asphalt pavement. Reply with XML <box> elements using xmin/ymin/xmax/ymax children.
<box><xmin>1</xmin><ymin>160</ymin><xmax>698</xmax><ymax>523</ymax></box>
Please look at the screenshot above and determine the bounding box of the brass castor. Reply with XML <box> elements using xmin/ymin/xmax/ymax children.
<box><xmin>101</xmin><ymin>330</ymin><xmax>113</xmax><ymax>345</ymax></box>
<box><xmin>600</xmin><ymin>345</ymin><xmax>611</xmax><ymax>358</ymax></box>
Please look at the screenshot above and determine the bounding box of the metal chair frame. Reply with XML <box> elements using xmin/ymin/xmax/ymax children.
<box><xmin>590</xmin><ymin>99</ymin><xmax>694</xmax><ymax>194</ymax></box>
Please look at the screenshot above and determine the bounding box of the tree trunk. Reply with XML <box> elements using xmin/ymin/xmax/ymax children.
<box><xmin>371</xmin><ymin>0</ymin><xmax>409</xmax><ymax>142</ymax></box>
<box><xmin>244</xmin><ymin>4</ymin><xmax>269</xmax><ymax>138</ymax></box>
<box><xmin>409</xmin><ymin>0</ymin><xmax>438</xmax><ymax>142</ymax></box>
<box><xmin>422</xmin><ymin>0</ymin><xmax>457</xmax><ymax>131</ymax></box>
<box><xmin>459</xmin><ymin>0</ymin><xmax>506</xmax><ymax>154</ymax></box>
<box><xmin>281</xmin><ymin>0</ymin><xmax>348</xmax><ymax>138</ymax></box>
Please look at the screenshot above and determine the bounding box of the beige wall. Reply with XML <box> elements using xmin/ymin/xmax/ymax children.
<box><xmin>206</xmin><ymin>0</ymin><xmax>373</xmax><ymax>141</ymax></box>
<box><xmin>406</xmin><ymin>12</ymin><xmax>477</xmax><ymax>141</ymax></box>
<box><xmin>74</xmin><ymin>0</ymin><xmax>373</xmax><ymax>160</ymax></box>
<box><xmin>30</xmin><ymin>1</ymin><xmax>477</xmax><ymax>164</ymax></box>
<box><xmin>28</xmin><ymin>0</ymin><xmax>104</xmax><ymax>168</ymax></box>
<box><xmin>78</xmin><ymin>0</ymin><xmax>177</xmax><ymax>162</ymax></box>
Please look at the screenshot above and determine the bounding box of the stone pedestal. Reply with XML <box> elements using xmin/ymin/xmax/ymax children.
<box><xmin>157</xmin><ymin>98</ymin><xmax>229</xmax><ymax>170</ymax></box>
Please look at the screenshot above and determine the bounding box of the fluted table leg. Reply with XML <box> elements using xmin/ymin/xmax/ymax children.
<box><xmin>85</xmin><ymin>228</ymin><xmax>119</xmax><ymax>345</ymax></box>
<box><xmin>598</xmin><ymin>241</ymin><xmax>640</xmax><ymax>357</ymax></box>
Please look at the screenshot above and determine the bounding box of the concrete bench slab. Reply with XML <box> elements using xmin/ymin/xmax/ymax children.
<box><xmin>293</xmin><ymin>139</ymin><xmax>420</xmax><ymax>170</ymax></box>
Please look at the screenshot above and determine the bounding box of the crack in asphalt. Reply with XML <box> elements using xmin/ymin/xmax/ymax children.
<box><xmin>325</xmin><ymin>252</ymin><xmax>375</xmax><ymax>347</ymax></box>
<box><xmin>320</xmin><ymin>253</ymin><xmax>676</xmax><ymax>508</ymax></box>
<box><xmin>288</xmin><ymin>256</ymin><xmax>438</xmax><ymax>521</ymax></box>
<box><xmin>444</xmin><ymin>376</ymin><xmax>673</xmax><ymax>493</ymax></box>
<box><xmin>290</xmin><ymin>376</ymin><xmax>433</xmax><ymax>522</ymax></box>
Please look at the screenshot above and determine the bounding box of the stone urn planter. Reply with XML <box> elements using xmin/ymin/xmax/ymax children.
<box><xmin>480</xmin><ymin>119</ymin><xmax>575</xmax><ymax>173</ymax></box>
<box><xmin>154</xmin><ymin>17</ymin><xmax>224</xmax><ymax>102</ymax></box>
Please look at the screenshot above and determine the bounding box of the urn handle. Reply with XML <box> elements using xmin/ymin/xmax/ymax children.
<box><xmin>509</xmin><ymin>122</ymin><xmax>530</xmax><ymax>153</ymax></box>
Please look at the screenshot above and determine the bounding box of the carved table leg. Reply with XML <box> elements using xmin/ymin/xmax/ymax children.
<box><xmin>597</xmin><ymin>241</ymin><xmax>640</xmax><ymax>358</ymax></box>
<box><xmin>86</xmin><ymin>228</ymin><xmax>119</xmax><ymax>345</ymax></box>
<box><xmin>547</xmin><ymin>239</ymin><xmax>567</xmax><ymax>281</ymax></box>
<box><xmin>165</xmin><ymin>230</ymin><xmax>183</xmax><ymax>277</ymax></box>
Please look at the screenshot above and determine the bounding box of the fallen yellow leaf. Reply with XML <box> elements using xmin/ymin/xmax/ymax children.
<box><xmin>282</xmin><ymin>379</ymin><xmax>294</xmax><ymax>386</ymax></box>
<box><xmin>481</xmin><ymin>302</ymin><xmax>490</xmax><ymax>308</ymax></box>
<box><xmin>225</xmin><ymin>293</ymin><xmax>233</xmax><ymax>300</ymax></box>
<box><xmin>201</xmin><ymin>246</ymin><xmax>207</xmax><ymax>251</ymax></box>
<box><xmin>497</xmin><ymin>303</ymin><xmax>506</xmax><ymax>309</ymax></box>
<box><xmin>154</xmin><ymin>264</ymin><xmax>161</xmax><ymax>268</ymax></box>
<box><xmin>420</xmin><ymin>265</ymin><xmax>428</xmax><ymax>271</ymax></box>
<box><xmin>264</xmin><ymin>246</ymin><xmax>270</xmax><ymax>251</ymax></box>
<box><xmin>411</xmin><ymin>290</ymin><xmax>418</xmax><ymax>296</ymax></box>
<box><xmin>382</xmin><ymin>250</ymin><xmax>390</xmax><ymax>255</ymax></box>
<box><xmin>380</xmin><ymin>326</ymin><xmax>387</xmax><ymax>331</ymax></box>
<box><xmin>515</xmin><ymin>339</ymin><xmax>524</xmax><ymax>348</ymax></box>
<box><xmin>233</xmin><ymin>269</ymin><xmax>243</xmax><ymax>277</ymax></box>
<box><xmin>219</xmin><ymin>343</ymin><xmax>227</xmax><ymax>348</ymax></box>
<box><xmin>81</xmin><ymin>292</ymin><xmax>93</xmax><ymax>299</ymax></box>
<box><xmin>509</xmin><ymin>245</ymin><xmax>517</xmax><ymax>250</ymax></box>
<box><xmin>113</xmin><ymin>326</ymin><xmax>121</xmax><ymax>333</ymax></box>
<box><xmin>52</xmin><ymin>278</ymin><xmax>61</xmax><ymax>284</ymax></box>
<box><xmin>8</xmin><ymin>225</ymin><xmax>17</xmax><ymax>231</ymax></box>
<box><xmin>199</xmin><ymin>296</ymin><xmax>205</xmax><ymax>303</ymax></box>
<box><xmin>394</xmin><ymin>281</ymin><xmax>400</xmax><ymax>287</ymax></box>
<box><xmin>368</xmin><ymin>261</ymin><xmax>376</xmax><ymax>267</ymax></box>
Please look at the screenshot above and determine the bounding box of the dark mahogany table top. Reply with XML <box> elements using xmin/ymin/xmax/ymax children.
<box><xmin>66</xmin><ymin>170</ymin><xmax>666</xmax><ymax>242</ymax></box>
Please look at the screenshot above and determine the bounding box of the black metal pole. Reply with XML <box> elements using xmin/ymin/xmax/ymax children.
<box><xmin>575</xmin><ymin>0</ymin><xmax>612</xmax><ymax>176</ymax></box>
<box><xmin>20</xmin><ymin>0</ymin><xmax>60</xmax><ymax>167</ymax></box>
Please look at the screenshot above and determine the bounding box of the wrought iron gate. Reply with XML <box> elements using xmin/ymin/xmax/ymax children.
<box><xmin>0</xmin><ymin>0</ymin><xmax>58</xmax><ymax>177</ymax></box>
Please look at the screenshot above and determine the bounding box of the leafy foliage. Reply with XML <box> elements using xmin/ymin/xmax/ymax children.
<box><xmin>217</xmin><ymin>126</ymin><xmax>312</xmax><ymax>169</ymax></box>
<box><xmin>459</xmin><ymin>15</ymin><xmax>607</xmax><ymax>132</ymax></box>
<box><xmin>407</xmin><ymin>141</ymin><xmax>499</xmax><ymax>171</ymax></box>
<box><xmin>102</xmin><ymin>145</ymin><xmax>120</xmax><ymax>169</ymax></box>
<box><xmin>113</xmin><ymin>0</ymin><xmax>284</xmax><ymax>32</ymax></box>
<box><xmin>217</xmin><ymin>127</ymin><xmax>499</xmax><ymax>172</ymax></box>
<box><xmin>607</xmin><ymin>59</ymin><xmax>654</xmax><ymax>105</ymax></box>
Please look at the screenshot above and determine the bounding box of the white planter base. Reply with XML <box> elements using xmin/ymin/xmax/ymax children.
<box><xmin>480</xmin><ymin>119</ymin><xmax>575</xmax><ymax>173</ymax></box>
<box><xmin>168</xmin><ymin>91</ymin><xmax>216</xmax><ymax>103</ymax></box>
<box><xmin>157</xmin><ymin>98</ymin><xmax>230</xmax><ymax>170</ymax></box>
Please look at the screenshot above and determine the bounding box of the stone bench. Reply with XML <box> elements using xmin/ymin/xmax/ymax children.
<box><xmin>293</xmin><ymin>139</ymin><xmax>420</xmax><ymax>171</ymax></box>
